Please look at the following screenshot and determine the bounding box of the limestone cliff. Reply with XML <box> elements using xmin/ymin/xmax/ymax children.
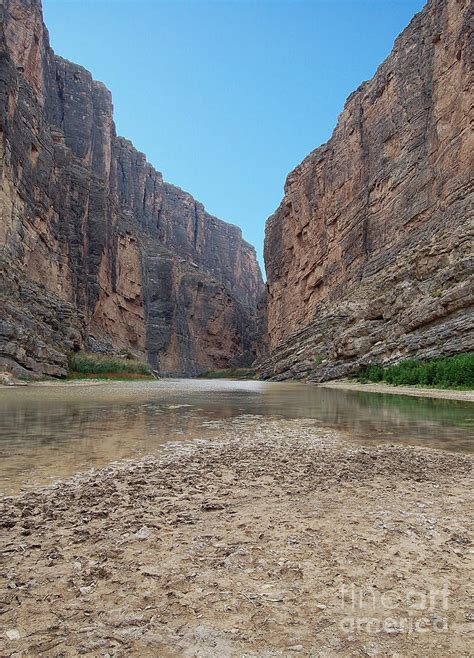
<box><xmin>258</xmin><ymin>0</ymin><xmax>473</xmax><ymax>381</ymax></box>
<box><xmin>0</xmin><ymin>0</ymin><xmax>263</xmax><ymax>377</ymax></box>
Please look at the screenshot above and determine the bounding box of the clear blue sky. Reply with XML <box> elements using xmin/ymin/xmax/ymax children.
<box><xmin>43</xmin><ymin>0</ymin><xmax>425</xmax><ymax>270</ymax></box>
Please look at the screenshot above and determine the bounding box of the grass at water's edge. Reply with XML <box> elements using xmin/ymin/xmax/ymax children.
<box><xmin>356</xmin><ymin>352</ymin><xmax>474</xmax><ymax>389</ymax></box>
<box><xmin>67</xmin><ymin>352</ymin><xmax>153</xmax><ymax>379</ymax></box>
<box><xmin>66</xmin><ymin>372</ymin><xmax>155</xmax><ymax>381</ymax></box>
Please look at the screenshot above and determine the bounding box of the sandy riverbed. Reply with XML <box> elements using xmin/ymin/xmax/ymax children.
<box><xmin>319</xmin><ymin>380</ymin><xmax>474</xmax><ymax>402</ymax></box>
<box><xmin>1</xmin><ymin>417</ymin><xmax>472</xmax><ymax>656</ymax></box>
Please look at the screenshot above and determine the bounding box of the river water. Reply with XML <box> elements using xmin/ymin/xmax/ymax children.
<box><xmin>0</xmin><ymin>379</ymin><xmax>472</xmax><ymax>495</ymax></box>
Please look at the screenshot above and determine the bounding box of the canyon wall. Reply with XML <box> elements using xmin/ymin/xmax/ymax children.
<box><xmin>258</xmin><ymin>0</ymin><xmax>473</xmax><ymax>381</ymax></box>
<box><xmin>0</xmin><ymin>0</ymin><xmax>263</xmax><ymax>377</ymax></box>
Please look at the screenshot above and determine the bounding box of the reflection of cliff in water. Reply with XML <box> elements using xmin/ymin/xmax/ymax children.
<box><xmin>0</xmin><ymin>380</ymin><xmax>472</xmax><ymax>494</ymax></box>
<box><xmin>263</xmin><ymin>387</ymin><xmax>474</xmax><ymax>444</ymax></box>
<box><xmin>0</xmin><ymin>401</ymin><xmax>225</xmax><ymax>493</ymax></box>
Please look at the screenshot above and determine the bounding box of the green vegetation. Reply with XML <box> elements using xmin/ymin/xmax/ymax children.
<box><xmin>198</xmin><ymin>368</ymin><xmax>257</xmax><ymax>380</ymax></box>
<box><xmin>67</xmin><ymin>351</ymin><xmax>153</xmax><ymax>379</ymax></box>
<box><xmin>356</xmin><ymin>352</ymin><xmax>474</xmax><ymax>389</ymax></box>
<box><xmin>66</xmin><ymin>372</ymin><xmax>154</xmax><ymax>381</ymax></box>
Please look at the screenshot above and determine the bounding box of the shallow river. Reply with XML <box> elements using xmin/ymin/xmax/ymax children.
<box><xmin>0</xmin><ymin>379</ymin><xmax>472</xmax><ymax>494</ymax></box>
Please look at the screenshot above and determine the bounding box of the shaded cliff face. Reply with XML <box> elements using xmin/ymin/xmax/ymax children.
<box><xmin>0</xmin><ymin>0</ymin><xmax>263</xmax><ymax>377</ymax></box>
<box><xmin>258</xmin><ymin>0</ymin><xmax>473</xmax><ymax>381</ymax></box>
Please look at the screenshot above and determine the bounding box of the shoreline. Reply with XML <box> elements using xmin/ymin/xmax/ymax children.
<box><xmin>319</xmin><ymin>379</ymin><xmax>474</xmax><ymax>402</ymax></box>
<box><xmin>1</xmin><ymin>417</ymin><xmax>472</xmax><ymax>656</ymax></box>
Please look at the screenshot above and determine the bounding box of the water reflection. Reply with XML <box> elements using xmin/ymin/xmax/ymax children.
<box><xmin>0</xmin><ymin>379</ymin><xmax>472</xmax><ymax>494</ymax></box>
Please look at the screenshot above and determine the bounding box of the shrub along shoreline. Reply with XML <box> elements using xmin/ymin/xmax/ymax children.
<box><xmin>67</xmin><ymin>352</ymin><xmax>154</xmax><ymax>380</ymax></box>
<box><xmin>356</xmin><ymin>352</ymin><xmax>474</xmax><ymax>389</ymax></box>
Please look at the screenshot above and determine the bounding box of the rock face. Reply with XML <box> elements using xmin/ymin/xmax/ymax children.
<box><xmin>0</xmin><ymin>0</ymin><xmax>263</xmax><ymax>377</ymax></box>
<box><xmin>258</xmin><ymin>0</ymin><xmax>473</xmax><ymax>381</ymax></box>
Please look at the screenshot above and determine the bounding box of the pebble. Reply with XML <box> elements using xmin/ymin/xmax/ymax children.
<box><xmin>6</xmin><ymin>629</ymin><xmax>20</xmax><ymax>640</ymax></box>
<box><xmin>134</xmin><ymin>526</ymin><xmax>151</xmax><ymax>540</ymax></box>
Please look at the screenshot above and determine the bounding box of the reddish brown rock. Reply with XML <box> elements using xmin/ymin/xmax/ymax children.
<box><xmin>258</xmin><ymin>0</ymin><xmax>473</xmax><ymax>381</ymax></box>
<box><xmin>0</xmin><ymin>0</ymin><xmax>263</xmax><ymax>377</ymax></box>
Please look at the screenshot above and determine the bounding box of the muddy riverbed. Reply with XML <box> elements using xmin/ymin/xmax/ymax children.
<box><xmin>1</xmin><ymin>415</ymin><xmax>473</xmax><ymax>656</ymax></box>
<box><xmin>1</xmin><ymin>381</ymin><xmax>473</xmax><ymax>655</ymax></box>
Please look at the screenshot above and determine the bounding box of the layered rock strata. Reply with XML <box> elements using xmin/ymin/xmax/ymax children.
<box><xmin>0</xmin><ymin>0</ymin><xmax>263</xmax><ymax>377</ymax></box>
<box><xmin>258</xmin><ymin>0</ymin><xmax>473</xmax><ymax>381</ymax></box>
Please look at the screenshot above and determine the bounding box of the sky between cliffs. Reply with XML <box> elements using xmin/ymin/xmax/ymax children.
<box><xmin>43</xmin><ymin>0</ymin><xmax>424</xmax><ymax>272</ymax></box>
